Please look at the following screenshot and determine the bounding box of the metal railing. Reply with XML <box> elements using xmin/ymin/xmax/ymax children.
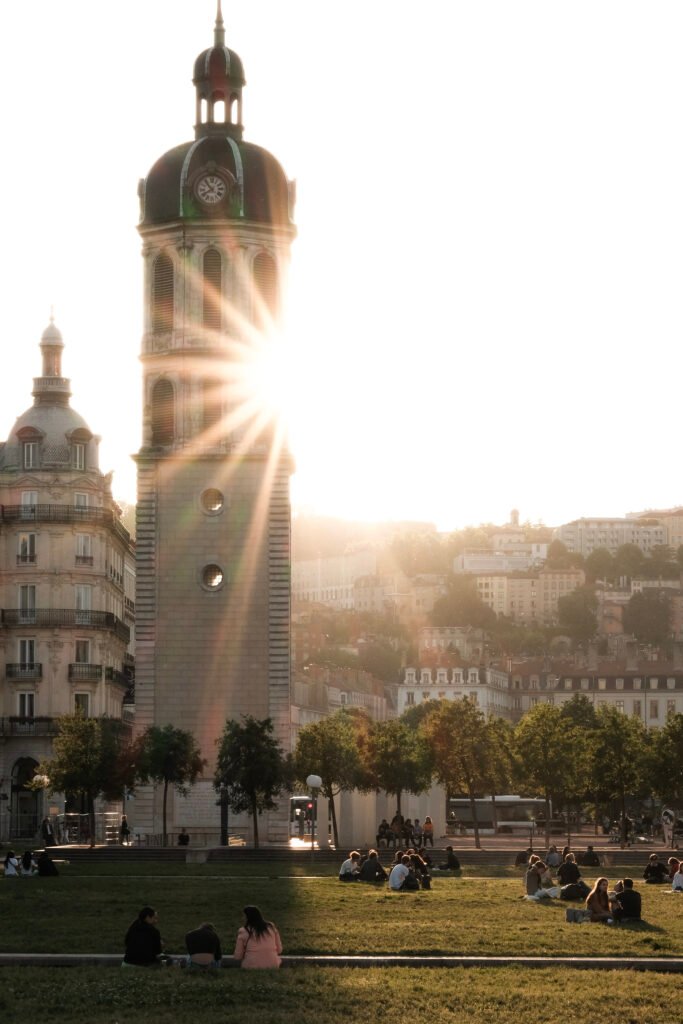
<box><xmin>105</xmin><ymin>667</ymin><xmax>126</xmax><ymax>684</ymax></box>
<box><xmin>0</xmin><ymin>504</ymin><xmax>130</xmax><ymax>546</ymax></box>
<box><xmin>5</xmin><ymin>663</ymin><xmax>42</xmax><ymax>679</ymax></box>
<box><xmin>0</xmin><ymin>609</ymin><xmax>130</xmax><ymax>643</ymax></box>
<box><xmin>68</xmin><ymin>663</ymin><xmax>103</xmax><ymax>681</ymax></box>
<box><xmin>16</xmin><ymin>555</ymin><xmax>37</xmax><ymax>565</ymax></box>
<box><xmin>75</xmin><ymin>555</ymin><xmax>94</xmax><ymax>566</ymax></box>
<box><xmin>0</xmin><ymin>716</ymin><xmax>60</xmax><ymax>737</ymax></box>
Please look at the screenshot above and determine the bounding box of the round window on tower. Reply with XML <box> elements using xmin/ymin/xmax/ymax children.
<box><xmin>201</xmin><ymin>564</ymin><xmax>224</xmax><ymax>591</ymax></box>
<box><xmin>200</xmin><ymin>488</ymin><xmax>225</xmax><ymax>515</ymax></box>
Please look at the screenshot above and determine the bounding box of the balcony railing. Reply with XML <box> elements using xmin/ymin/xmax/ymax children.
<box><xmin>0</xmin><ymin>716</ymin><xmax>60</xmax><ymax>737</ymax></box>
<box><xmin>0</xmin><ymin>504</ymin><xmax>130</xmax><ymax>546</ymax></box>
<box><xmin>16</xmin><ymin>555</ymin><xmax>37</xmax><ymax>565</ymax></box>
<box><xmin>0</xmin><ymin>609</ymin><xmax>130</xmax><ymax>644</ymax></box>
<box><xmin>68</xmin><ymin>663</ymin><xmax>103</xmax><ymax>681</ymax></box>
<box><xmin>75</xmin><ymin>555</ymin><xmax>94</xmax><ymax>566</ymax></box>
<box><xmin>105</xmin><ymin>667</ymin><xmax>127</xmax><ymax>684</ymax></box>
<box><xmin>5</xmin><ymin>663</ymin><xmax>42</xmax><ymax>680</ymax></box>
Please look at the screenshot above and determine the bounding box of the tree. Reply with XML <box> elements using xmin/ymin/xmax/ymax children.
<box><xmin>135</xmin><ymin>725</ymin><xmax>205</xmax><ymax>846</ymax></box>
<box><xmin>622</xmin><ymin>590</ymin><xmax>672</xmax><ymax>646</ymax></box>
<box><xmin>422</xmin><ymin>698</ymin><xmax>489</xmax><ymax>849</ymax></box>
<box><xmin>214</xmin><ymin>716</ymin><xmax>287</xmax><ymax>849</ymax></box>
<box><xmin>584</xmin><ymin>548</ymin><xmax>614</xmax><ymax>583</ymax></box>
<box><xmin>588</xmin><ymin>706</ymin><xmax>649</xmax><ymax>845</ymax></box>
<box><xmin>358</xmin><ymin>642</ymin><xmax>402</xmax><ymax>682</ymax></box>
<box><xmin>294</xmin><ymin>709</ymin><xmax>370</xmax><ymax>848</ymax></box>
<box><xmin>431</xmin><ymin>576</ymin><xmax>496</xmax><ymax>630</ymax></box>
<box><xmin>648</xmin><ymin>712</ymin><xmax>683</xmax><ymax>812</ymax></box>
<box><xmin>613</xmin><ymin>543</ymin><xmax>645</xmax><ymax>582</ymax></box>
<box><xmin>34</xmin><ymin>713</ymin><xmax>135</xmax><ymax>843</ymax></box>
<box><xmin>557</xmin><ymin>586</ymin><xmax>597</xmax><ymax>642</ymax></box>
<box><xmin>545</xmin><ymin>540</ymin><xmax>584</xmax><ymax>570</ymax></box>
<box><xmin>364</xmin><ymin>716</ymin><xmax>433</xmax><ymax>816</ymax></box>
<box><xmin>515</xmin><ymin>703</ymin><xmax>584</xmax><ymax>845</ymax></box>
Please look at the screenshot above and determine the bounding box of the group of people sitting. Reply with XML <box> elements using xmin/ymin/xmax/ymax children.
<box><xmin>123</xmin><ymin>905</ymin><xmax>282</xmax><ymax>969</ymax></box>
<box><xmin>376</xmin><ymin>815</ymin><xmax>435</xmax><ymax>848</ymax></box>
<box><xmin>3</xmin><ymin>849</ymin><xmax>58</xmax><ymax>877</ymax></box>
<box><xmin>339</xmin><ymin>845</ymin><xmax>461</xmax><ymax>890</ymax></box>
<box><xmin>643</xmin><ymin>853</ymin><xmax>683</xmax><ymax>888</ymax></box>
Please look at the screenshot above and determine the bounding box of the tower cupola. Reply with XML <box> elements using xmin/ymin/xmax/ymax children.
<box><xmin>193</xmin><ymin>1</ymin><xmax>246</xmax><ymax>140</ymax></box>
<box><xmin>33</xmin><ymin>316</ymin><xmax>71</xmax><ymax>405</ymax></box>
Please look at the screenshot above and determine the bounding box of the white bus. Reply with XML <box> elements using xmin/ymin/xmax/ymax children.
<box><xmin>447</xmin><ymin>795</ymin><xmax>549</xmax><ymax>835</ymax></box>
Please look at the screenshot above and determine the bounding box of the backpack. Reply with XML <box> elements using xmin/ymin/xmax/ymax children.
<box><xmin>560</xmin><ymin>882</ymin><xmax>583</xmax><ymax>901</ymax></box>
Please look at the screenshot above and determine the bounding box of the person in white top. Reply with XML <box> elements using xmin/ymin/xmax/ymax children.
<box><xmin>389</xmin><ymin>855</ymin><xmax>420</xmax><ymax>891</ymax></box>
<box><xmin>338</xmin><ymin>851</ymin><xmax>361</xmax><ymax>881</ymax></box>
<box><xmin>3</xmin><ymin>851</ymin><xmax>20</xmax><ymax>877</ymax></box>
<box><xmin>672</xmin><ymin>869</ymin><xmax>683</xmax><ymax>892</ymax></box>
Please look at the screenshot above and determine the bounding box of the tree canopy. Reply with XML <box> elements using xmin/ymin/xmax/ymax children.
<box><xmin>214</xmin><ymin>716</ymin><xmax>287</xmax><ymax>848</ymax></box>
<box><xmin>135</xmin><ymin>725</ymin><xmax>205</xmax><ymax>845</ymax></box>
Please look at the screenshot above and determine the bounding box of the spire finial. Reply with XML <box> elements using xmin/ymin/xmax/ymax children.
<box><xmin>214</xmin><ymin>0</ymin><xmax>225</xmax><ymax>46</ymax></box>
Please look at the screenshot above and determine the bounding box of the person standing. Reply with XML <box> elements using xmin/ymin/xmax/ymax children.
<box><xmin>233</xmin><ymin>906</ymin><xmax>282</xmax><ymax>969</ymax></box>
<box><xmin>422</xmin><ymin>816</ymin><xmax>434</xmax><ymax>848</ymax></box>
<box><xmin>41</xmin><ymin>817</ymin><xmax>56</xmax><ymax>847</ymax></box>
<box><xmin>119</xmin><ymin>815</ymin><xmax>131</xmax><ymax>846</ymax></box>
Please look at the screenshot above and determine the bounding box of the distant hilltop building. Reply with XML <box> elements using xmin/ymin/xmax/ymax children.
<box><xmin>554</xmin><ymin>517</ymin><xmax>666</xmax><ymax>557</ymax></box>
<box><xmin>0</xmin><ymin>321</ymin><xmax>134</xmax><ymax>841</ymax></box>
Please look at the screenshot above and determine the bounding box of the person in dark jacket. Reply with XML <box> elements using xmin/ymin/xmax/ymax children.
<box><xmin>612</xmin><ymin>879</ymin><xmax>641</xmax><ymax>921</ymax></box>
<box><xmin>358</xmin><ymin>849</ymin><xmax>388</xmax><ymax>883</ymax></box>
<box><xmin>558</xmin><ymin>852</ymin><xmax>589</xmax><ymax>898</ymax></box>
<box><xmin>185</xmin><ymin>922</ymin><xmax>222</xmax><ymax>967</ymax></box>
<box><xmin>123</xmin><ymin>907</ymin><xmax>163</xmax><ymax>966</ymax></box>
<box><xmin>643</xmin><ymin>854</ymin><xmax>668</xmax><ymax>884</ymax></box>
<box><xmin>36</xmin><ymin>850</ymin><xmax>58</xmax><ymax>876</ymax></box>
<box><xmin>437</xmin><ymin>846</ymin><xmax>461</xmax><ymax>871</ymax></box>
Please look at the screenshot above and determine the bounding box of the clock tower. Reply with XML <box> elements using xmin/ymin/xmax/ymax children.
<box><xmin>134</xmin><ymin>3</ymin><xmax>295</xmax><ymax>840</ymax></box>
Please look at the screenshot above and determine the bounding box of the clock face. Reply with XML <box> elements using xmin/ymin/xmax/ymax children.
<box><xmin>196</xmin><ymin>174</ymin><xmax>227</xmax><ymax>205</ymax></box>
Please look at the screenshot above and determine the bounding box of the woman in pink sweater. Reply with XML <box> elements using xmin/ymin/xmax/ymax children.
<box><xmin>233</xmin><ymin>906</ymin><xmax>282</xmax><ymax>969</ymax></box>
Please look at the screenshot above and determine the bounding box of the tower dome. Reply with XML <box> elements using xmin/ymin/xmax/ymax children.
<box><xmin>138</xmin><ymin>1</ymin><xmax>293</xmax><ymax>228</ymax></box>
<box><xmin>0</xmin><ymin>319</ymin><xmax>99</xmax><ymax>473</ymax></box>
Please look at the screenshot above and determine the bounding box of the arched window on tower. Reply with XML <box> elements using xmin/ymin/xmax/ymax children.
<box><xmin>152</xmin><ymin>253</ymin><xmax>174</xmax><ymax>333</ymax></box>
<box><xmin>253</xmin><ymin>251</ymin><xmax>278</xmax><ymax>328</ymax></box>
<box><xmin>229</xmin><ymin>95</ymin><xmax>239</xmax><ymax>124</ymax></box>
<box><xmin>151</xmin><ymin>379</ymin><xmax>175</xmax><ymax>445</ymax></box>
<box><xmin>203</xmin><ymin>248</ymin><xmax>222</xmax><ymax>329</ymax></box>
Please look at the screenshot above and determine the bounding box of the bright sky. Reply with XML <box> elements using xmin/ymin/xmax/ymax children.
<box><xmin>1</xmin><ymin>1</ymin><xmax>682</xmax><ymax>532</ymax></box>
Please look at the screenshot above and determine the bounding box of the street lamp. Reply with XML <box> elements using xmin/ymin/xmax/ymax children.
<box><xmin>306</xmin><ymin>774</ymin><xmax>322</xmax><ymax>861</ymax></box>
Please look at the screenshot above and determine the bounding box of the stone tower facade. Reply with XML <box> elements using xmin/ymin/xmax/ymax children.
<box><xmin>133</xmin><ymin>4</ymin><xmax>295</xmax><ymax>841</ymax></box>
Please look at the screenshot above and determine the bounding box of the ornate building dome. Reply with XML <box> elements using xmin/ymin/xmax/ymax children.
<box><xmin>138</xmin><ymin>1</ymin><xmax>292</xmax><ymax>228</ymax></box>
<box><xmin>0</xmin><ymin>319</ymin><xmax>99</xmax><ymax>473</ymax></box>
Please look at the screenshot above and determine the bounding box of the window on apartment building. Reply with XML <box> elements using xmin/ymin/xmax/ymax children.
<box><xmin>75</xmin><ymin>585</ymin><xmax>92</xmax><ymax>624</ymax></box>
<box><xmin>23</xmin><ymin>441</ymin><xmax>39</xmax><ymax>469</ymax></box>
<box><xmin>75</xmin><ymin>639</ymin><xmax>91</xmax><ymax>664</ymax></box>
<box><xmin>633</xmin><ymin>678</ymin><xmax>641</xmax><ymax>689</ymax></box>
<box><xmin>615</xmin><ymin>700</ymin><xmax>624</xmax><ymax>714</ymax></box>
<box><xmin>564</xmin><ymin>679</ymin><xmax>573</xmax><ymax>690</ymax></box>
<box><xmin>72</xmin><ymin>442</ymin><xmax>86</xmax><ymax>471</ymax></box>
<box><xmin>667</xmin><ymin>678</ymin><xmax>676</xmax><ymax>690</ymax></box>
<box><xmin>649</xmin><ymin>678</ymin><xmax>659</xmax><ymax>690</ymax></box>
<box><xmin>74</xmin><ymin>492</ymin><xmax>88</xmax><ymax>509</ymax></box>
<box><xmin>18</xmin><ymin>692</ymin><xmax>35</xmax><ymax>718</ymax></box>
<box><xmin>581</xmin><ymin>678</ymin><xmax>589</xmax><ymax>690</ymax></box>
<box><xmin>339</xmin><ymin>692</ymin><xmax>348</xmax><ymax>705</ymax></box>
<box><xmin>633</xmin><ymin>700</ymin><xmax>642</xmax><ymax>717</ymax></box>
<box><xmin>616</xmin><ymin>678</ymin><xmax>624</xmax><ymax>690</ymax></box>
<box><xmin>667</xmin><ymin>700</ymin><xmax>676</xmax><ymax>717</ymax></box>
<box><xmin>19</xmin><ymin>585</ymin><xmax>36</xmax><ymax>622</ymax></box>
<box><xmin>406</xmin><ymin>692</ymin><xmax>415</xmax><ymax>706</ymax></box>
<box><xmin>649</xmin><ymin>700</ymin><xmax>659</xmax><ymax>720</ymax></box>
<box><xmin>17</xmin><ymin>533</ymin><xmax>36</xmax><ymax>563</ymax></box>
<box><xmin>74</xmin><ymin>693</ymin><xmax>90</xmax><ymax>717</ymax></box>
<box><xmin>19</xmin><ymin>638</ymin><xmax>35</xmax><ymax>667</ymax></box>
<box><xmin>422</xmin><ymin>692</ymin><xmax>431</xmax><ymax>702</ymax></box>
<box><xmin>530</xmin><ymin>696</ymin><xmax>538</xmax><ymax>706</ymax></box>
<box><xmin>438</xmin><ymin>691</ymin><xmax>446</xmax><ymax>699</ymax></box>
<box><xmin>598</xmin><ymin>679</ymin><xmax>606</xmax><ymax>690</ymax></box>
<box><xmin>76</xmin><ymin>534</ymin><xmax>93</xmax><ymax>564</ymax></box>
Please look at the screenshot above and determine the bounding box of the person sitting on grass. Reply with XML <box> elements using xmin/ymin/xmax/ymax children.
<box><xmin>586</xmin><ymin>877</ymin><xmax>615</xmax><ymax>923</ymax></box>
<box><xmin>123</xmin><ymin>906</ymin><xmax>163</xmax><ymax>967</ymax></box>
<box><xmin>667</xmin><ymin>857</ymin><xmax>680</xmax><ymax>882</ymax></box>
<box><xmin>557</xmin><ymin>852</ymin><xmax>589</xmax><ymax>898</ymax></box>
<box><xmin>580</xmin><ymin>845</ymin><xmax>601</xmax><ymax>867</ymax></box>
<box><xmin>36</xmin><ymin>850</ymin><xmax>58</xmax><ymax>877</ymax></box>
<box><xmin>185</xmin><ymin>922</ymin><xmax>222</xmax><ymax>968</ymax></box>
<box><xmin>339</xmin><ymin>850</ymin><xmax>361</xmax><ymax>881</ymax></box>
<box><xmin>20</xmin><ymin>850</ymin><xmax>37</xmax><ymax>877</ymax></box>
<box><xmin>436</xmin><ymin>846</ymin><xmax>461</xmax><ymax>872</ymax></box>
<box><xmin>525</xmin><ymin>860</ymin><xmax>555</xmax><ymax>898</ymax></box>
<box><xmin>233</xmin><ymin>906</ymin><xmax>282</xmax><ymax>969</ymax></box>
<box><xmin>358</xmin><ymin>849</ymin><xmax>388</xmax><ymax>883</ymax></box>
<box><xmin>418</xmin><ymin>846</ymin><xmax>433</xmax><ymax>869</ymax></box>
<box><xmin>3</xmin><ymin>851</ymin><xmax>19</xmax><ymax>877</ymax></box>
<box><xmin>389</xmin><ymin>854</ymin><xmax>420</xmax><ymax>891</ymax></box>
<box><xmin>671</xmin><ymin>866</ymin><xmax>683</xmax><ymax>892</ymax></box>
<box><xmin>612</xmin><ymin>878</ymin><xmax>641</xmax><ymax>921</ymax></box>
<box><xmin>545</xmin><ymin>845</ymin><xmax>562</xmax><ymax>869</ymax></box>
<box><xmin>643</xmin><ymin>853</ymin><xmax>668</xmax><ymax>884</ymax></box>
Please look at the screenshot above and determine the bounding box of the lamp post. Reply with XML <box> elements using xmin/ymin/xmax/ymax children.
<box><xmin>306</xmin><ymin>774</ymin><xmax>322</xmax><ymax>862</ymax></box>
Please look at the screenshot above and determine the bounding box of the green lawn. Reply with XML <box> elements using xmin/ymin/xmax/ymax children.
<box><xmin>1</xmin><ymin>868</ymin><xmax>681</xmax><ymax>959</ymax></box>
<box><xmin>2</xmin><ymin>966</ymin><xmax>683</xmax><ymax>1024</ymax></box>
